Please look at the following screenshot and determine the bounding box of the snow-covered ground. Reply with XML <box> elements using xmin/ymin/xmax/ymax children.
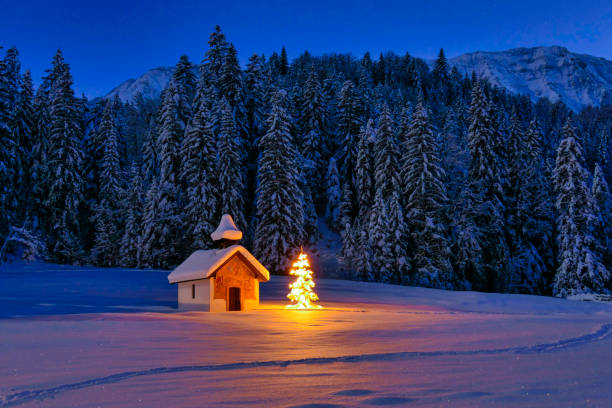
<box><xmin>1</xmin><ymin>263</ymin><xmax>612</xmax><ymax>407</ymax></box>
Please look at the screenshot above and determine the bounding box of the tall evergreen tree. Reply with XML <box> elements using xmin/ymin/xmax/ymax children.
<box><xmin>402</xmin><ymin>99</ymin><xmax>452</xmax><ymax>288</ymax></box>
<box><xmin>0</xmin><ymin>46</ymin><xmax>18</xmax><ymax>237</ymax></box>
<box><xmin>2</xmin><ymin>47</ymin><xmax>20</xmax><ymax>102</ymax></box>
<box><xmin>141</xmin><ymin>118</ymin><xmax>158</xmax><ymax>184</ymax></box>
<box><xmin>387</xmin><ymin>190</ymin><xmax>409</xmax><ymax>283</ymax></box>
<box><xmin>254</xmin><ymin>90</ymin><xmax>304</xmax><ymax>274</ymax></box>
<box><xmin>438</xmin><ymin>107</ymin><xmax>467</xmax><ymax>201</ymax></box>
<box><xmin>553</xmin><ymin>119</ymin><xmax>610</xmax><ymax>296</ymax></box>
<box><xmin>300</xmin><ymin>168</ymin><xmax>319</xmax><ymax>246</ymax></box>
<box><xmin>180</xmin><ymin>103</ymin><xmax>218</xmax><ymax>251</ymax></box>
<box><xmin>171</xmin><ymin>55</ymin><xmax>197</xmax><ymax>128</ymax></box>
<box><xmin>244</xmin><ymin>54</ymin><xmax>266</xmax><ymax>142</ymax></box>
<box><xmin>506</xmin><ymin>108</ymin><xmax>526</xmax><ymax>247</ymax></box>
<box><xmin>300</xmin><ymin>65</ymin><xmax>327</xmax><ymax>204</ymax></box>
<box><xmin>12</xmin><ymin>70</ymin><xmax>35</xmax><ymax>220</ymax></box>
<box><xmin>139</xmin><ymin>181</ymin><xmax>160</xmax><ymax>267</ymax></box>
<box><xmin>30</xmin><ymin>63</ymin><xmax>55</xmax><ymax>229</ymax></box>
<box><xmin>279</xmin><ymin>46</ymin><xmax>289</xmax><ymax>76</ymax></box>
<box><xmin>339</xmin><ymin>182</ymin><xmax>359</xmax><ymax>276</ymax></box>
<box><xmin>367</xmin><ymin>190</ymin><xmax>394</xmax><ymax>282</ymax></box>
<box><xmin>374</xmin><ymin>103</ymin><xmax>400</xmax><ymax>200</ymax></box>
<box><xmin>46</xmin><ymin>51</ymin><xmax>85</xmax><ymax>263</ymax></box>
<box><xmin>86</xmin><ymin>101</ymin><xmax>114</xmax><ymax>203</ymax></box>
<box><xmin>505</xmin><ymin>116</ymin><xmax>552</xmax><ymax>293</ymax></box>
<box><xmin>431</xmin><ymin>48</ymin><xmax>451</xmax><ymax>103</ymax></box>
<box><xmin>243</xmin><ymin>54</ymin><xmax>267</xmax><ymax>242</ymax></box>
<box><xmin>119</xmin><ymin>164</ymin><xmax>144</xmax><ymax>267</ymax></box>
<box><xmin>157</xmin><ymin>82</ymin><xmax>183</xmax><ymax>181</ymax></box>
<box><xmin>592</xmin><ymin>163</ymin><xmax>612</xmax><ymax>279</ymax></box>
<box><xmin>92</xmin><ymin>103</ymin><xmax>123</xmax><ymax>266</ymax></box>
<box><xmin>144</xmin><ymin>81</ymin><xmax>183</xmax><ymax>267</ymax></box>
<box><xmin>218</xmin><ymin>44</ymin><xmax>249</xmax><ymax>167</ymax></box>
<box><xmin>325</xmin><ymin>157</ymin><xmax>341</xmax><ymax>228</ymax></box>
<box><xmin>355</xmin><ymin>120</ymin><xmax>375</xmax><ymax>224</ymax></box>
<box><xmin>336</xmin><ymin>80</ymin><xmax>363</xmax><ymax>180</ymax></box>
<box><xmin>202</xmin><ymin>25</ymin><xmax>228</xmax><ymax>81</ymax></box>
<box><xmin>464</xmin><ymin>81</ymin><xmax>508</xmax><ymax>291</ymax></box>
<box><xmin>596</xmin><ymin>128</ymin><xmax>609</xmax><ymax>176</ymax></box>
<box><xmin>217</xmin><ymin>98</ymin><xmax>247</xmax><ymax>231</ymax></box>
<box><xmin>219</xmin><ymin>44</ymin><xmax>242</xmax><ymax>107</ymax></box>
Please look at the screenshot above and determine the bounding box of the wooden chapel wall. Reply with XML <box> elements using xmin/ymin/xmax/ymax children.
<box><xmin>213</xmin><ymin>254</ymin><xmax>257</xmax><ymax>302</ymax></box>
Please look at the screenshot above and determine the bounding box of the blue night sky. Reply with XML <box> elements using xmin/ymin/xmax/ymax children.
<box><xmin>2</xmin><ymin>0</ymin><xmax>611</xmax><ymax>97</ymax></box>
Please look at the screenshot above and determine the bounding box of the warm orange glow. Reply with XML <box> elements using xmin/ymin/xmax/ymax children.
<box><xmin>286</xmin><ymin>251</ymin><xmax>322</xmax><ymax>309</ymax></box>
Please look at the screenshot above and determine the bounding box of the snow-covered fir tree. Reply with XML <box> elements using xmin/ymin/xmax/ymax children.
<box><xmin>143</xmin><ymin>81</ymin><xmax>183</xmax><ymax>267</ymax></box>
<box><xmin>355</xmin><ymin>120</ymin><xmax>376</xmax><ymax>224</ymax></box>
<box><xmin>1</xmin><ymin>47</ymin><xmax>20</xmax><ymax>107</ymax></box>
<box><xmin>505</xmin><ymin>115</ymin><xmax>552</xmax><ymax>293</ymax></box>
<box><xmin>325</xmin><ymin>157</ymin><xmax>341</xmax><ymax>229</ymax></box>
<box><xmin>431</xmin><ymin>48</ymin><xmax>451</xmax><ymax>103</ymax></box>
<box><xmin>505</xmin><ymin>108</ymin><xmax>527</xmax><ymax>274</ymax></box>
<box><xmin>437</xmin><ymin>107</ymin><xmax>467</xmax><ymax>202</ymax></box>
<box><xmin>221</xmin><ymin>44</ymin><xmax>250</xmax><ymax>161</ymax></box>
<box><xmin>29</xmin><ymin>62</ymin><xmax>55</xmax><ymax>229</ymax></box>
<box><xmin>300</xmin><ymin>65</ymin><xmax>327</xmax><ymax>203</ymax></box>
<box><xmin>157</xmin><ymin>82</ymin><xmax>183</xmax><ymax>180</ymax></box>
<box><xmin>386</xmin><ymin>190</ymin><xmax>409</xmax><ymax>283</ymax></box>
<box><xmin>402</xmin><ymin>98</ymin><xmax>452</xmax><ymax>288</ymax></box>
<box><xmin>45</xmin><ymin>51</ymin><xmax>85</xmax><ymax>263</ymax></box>
<box><xmin>179</xmin><ymin>103</ymin><xmax>219</xmax><ymax>252</ymax></box>
<box><xmin>279</xmin><ymin>46</ymin><xmax>289</xmax><ymax>76</ymax></box>
<box><xmin>300</xmin><ymin>168</ymin><xmax>319</xmax><ymax>246</ymax></box>
<box><xmin>553</xmin><ymin>119</ymin><xmax>610</xmax><ymax>297</ymax></box>
<box><xmin>141</xmin><ymin>118</ymin><xmax>158</xmax><ymax>184</ymax></box>
<box><xmin>12</xmin><ymin>70</ymin><xmax>35</xmax><ymax>221</ymax></box>
<box><xmin>202</xmin><ymin>25</ymin><xmax>228</xmax><ymax>81</ymax></box>
<box><xmin>217</xmin><ymin>98</ymin><xmax>247</xmax><ymax>231</ymax></box>
<box><xmin>254</xmin><ymin>90</ymin><xmax>305</xmax><ymax>274</ymax></box>
<box><xmin>374</xmin><ymin>103</ymin><xmax>400</xmax><ymax>200</ymax></box>
<box><xmin>244</xmin><ymin>54</ymin><xmax>266</xmax><ymax>143</ymax></box>
<box><xmin>367</xmin><ymin>190</ymin><xmax>394</xmax><ymax>283</ymax></box>
<box><xmin>119</xmin><ymin>164</ymin><xmax>144</xmax><ymax>267</ymax></box>
<box><xmin>336</xmin><ymin>80</ymin><xmax>363</xmax><ymax>179</ymax></box>
<box><xmin>91</xmin><ymin>102</ymin><xmax>123</xmax><ymax>266</ymax></box>
<box><xmin>339</xmin><ymin>181</ymin><xmax>358</xmax><ymax>273</ymax></box>
<box><xmin>591</xmin><ymin>163</ymin><xmax>612</xmax><ymax>281</ymax></box>
<box><xmin>139</xmin><ymin>181</ymin><xmax>160</xmax><ymax>267</ymax></box>
<box><xmin>170</xmin><ymin>55</ymin><xmax>197</xmax><ymax>129</ymax></box>
<box><xmin>463</xmin><ymin>81</ymin><xmax>509</xmax><ymax>291</ymax></box>
<box><xmin>219</xmin><ymin>43</ymin><xmax>242</xmax><ymax>108</ymax></box>
<box><xmin>357</xmin><ymin>66</ymin><xmax>375</xmax><ymax>119</ymax></box>
<box><xmin>0</xmin><ymin>47</ymin><xmax>18</xmax><ymax>238</ymax></box>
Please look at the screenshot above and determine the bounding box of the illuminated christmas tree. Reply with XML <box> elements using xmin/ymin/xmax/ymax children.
<box><xmin>286</xmin><ymin>251</ymin><xmax>322</xmax><ymax>309</ymax></box>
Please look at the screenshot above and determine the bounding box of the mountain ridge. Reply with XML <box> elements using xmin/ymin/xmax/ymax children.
<box><xmin>105</xmin><ymin>46</ymin><xmax>612</xmax><ymax>111</ymax></box>
<box><xmin>446</xmin><ymin>46</ymin><xmax>612</xmax><ymax>111</ymax></box>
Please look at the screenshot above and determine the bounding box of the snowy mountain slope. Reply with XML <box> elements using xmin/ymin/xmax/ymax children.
<box><xmin>105</xmin><ymin>66</ymin><xmax>174</xmax><ymax>102</ymax></box>
<box><xmin>448</xmin><ymin>46</ymin><xmax>612</xmax><ymax>111</ymax></box>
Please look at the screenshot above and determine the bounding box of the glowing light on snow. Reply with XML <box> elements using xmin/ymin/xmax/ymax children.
<box><xmin>286</xmin><ymin>251</ymin><xmax>322</xmax><ymax>309</ymax></box>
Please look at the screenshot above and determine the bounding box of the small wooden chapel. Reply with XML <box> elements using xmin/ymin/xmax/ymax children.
<box><xmin>167</xmin><ymin>215</ymin><xmax>270</xmax><ymax>312</ymax></box>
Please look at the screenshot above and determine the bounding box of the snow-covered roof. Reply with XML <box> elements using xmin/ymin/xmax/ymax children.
<box><xmin>211</xmin><ymin>214</ymin><xmax>243</xmax><ymax>241</ymax></box>
<box><xmin>168</xmin><ymin>245</ymin><xmax>270</xmax><ymax>284</ymax></box>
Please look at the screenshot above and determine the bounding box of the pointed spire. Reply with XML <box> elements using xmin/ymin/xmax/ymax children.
<box><xmin>211</xmin><ymin>214</ymin><xmax>243</xmax><ymax>241</ymax></box>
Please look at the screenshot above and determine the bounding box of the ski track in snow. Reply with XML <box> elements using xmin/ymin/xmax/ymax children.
<box><xmin>2</xmin><ymin>323</ymin><xmax>611</xmax><ymax>407</ymax></box>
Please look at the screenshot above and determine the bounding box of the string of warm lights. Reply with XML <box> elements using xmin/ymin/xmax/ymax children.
<box><xmin>286</xmin><ymin>251</ymin><xmax>322</xmax><ymax>309</ymax></box>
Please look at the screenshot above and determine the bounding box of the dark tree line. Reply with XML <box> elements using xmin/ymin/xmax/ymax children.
<box><xmin>1</xmin><ymin>28</ymin><xmax>611</xmax><ymax>297</ymax></box>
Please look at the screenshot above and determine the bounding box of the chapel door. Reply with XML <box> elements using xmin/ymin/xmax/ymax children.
<box><xmin>228</xmin><ymin>287</ymin><xmax>241</xmax><ymax>311</ymax></box>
